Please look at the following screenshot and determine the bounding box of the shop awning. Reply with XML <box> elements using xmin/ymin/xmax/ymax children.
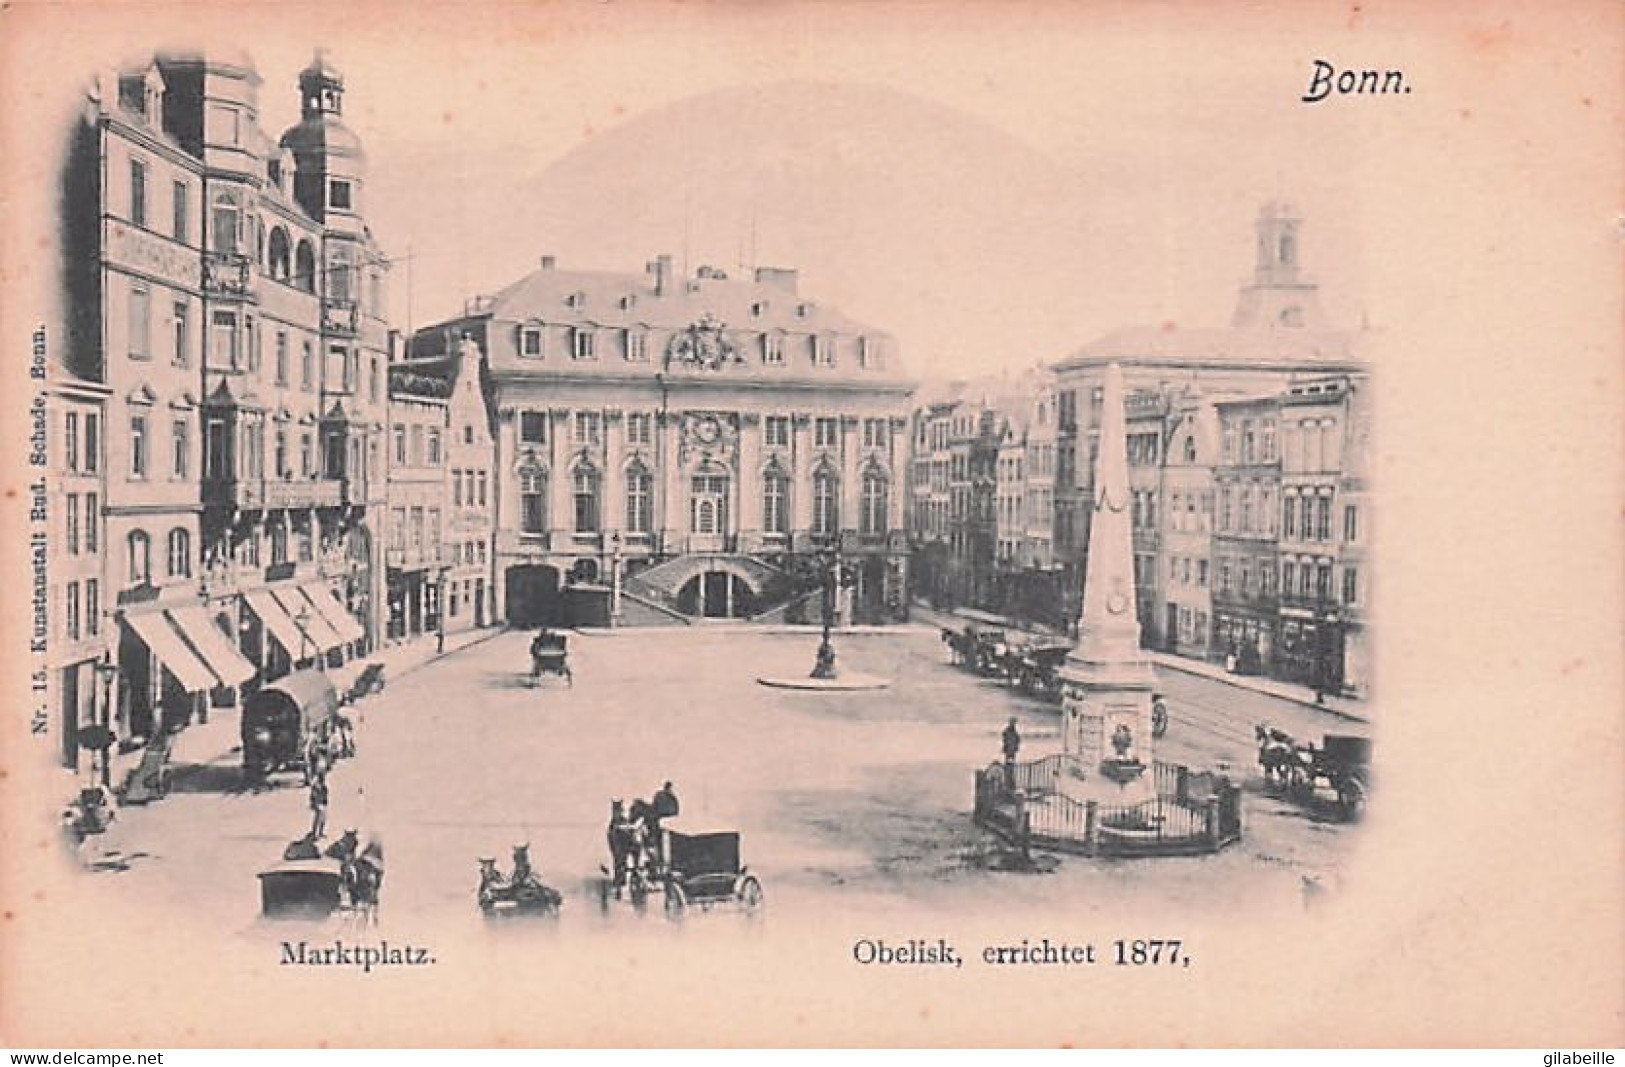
<box><xmin>244</xmin><ymin>589</ymin><xmax>315</xmax><ymax>660</ymax></box>
<box><xmin>125</xmin><ymin>611</ymin><xmax>217</xmax><ymax>693</ymax></box>
<box><xmin>301</xmin><ymin>584</ymin><xmax>365</xmax><ymax>644</ymax></box>
<box><xmin>273</xmin><ymin>587</ymin><xmax>344</xmax><ymax>653</ymax></box>
<box><xmin>167</xmin><ymin>605</ymin><xmax>257</xmax><ymax>688</ymax></box>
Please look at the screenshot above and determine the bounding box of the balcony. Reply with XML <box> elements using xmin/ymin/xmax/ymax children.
<box><xmin>264</xmin><ymin>476</ymin><xmax>343</xmax><ymax>510</ymax></box>
<box><xmin>322</xmin><ymin>298</ymin><xmax>359</xmax><ymax>337</ymax></box>
<box><xmin>203</xmin><ymin>475</ymin><xmax>264</xmax><ymax>509</ymax></box>
<box><xmin>203</xmin><ymin>251</ymin><xmax>253</xmax><ymax>298</ymax></box>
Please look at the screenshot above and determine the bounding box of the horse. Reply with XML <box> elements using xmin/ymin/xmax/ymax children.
<box><xmin>325</xmin><ymin>830</ymin><xmax>384</xmax><ymax>926</ymax></box>
<box><xmin>940</xmin><ymin>628</ymin><xmax>966</xmax><ymax>666</ymax></box>
<box><xmin>1255</xmin><ymin>724</ymin><xmax>1300</xmax><ymax>790</ymax></box>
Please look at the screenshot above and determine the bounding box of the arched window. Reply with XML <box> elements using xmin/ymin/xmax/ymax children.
<box><xmin>167</xmin><ymin>528</ymin><xmax>191</xmax><ymax>577</ymax></box>
<box><xmin>294</xmin><ymin>240</ymin><xmax>316</xmax><ymax>293</ymax></box>
<box><xmin>690</xmin><ymin>471</ymin><xmax>729</xmax><ymax>534</ymax></box>
<box><xmin>518</xmin><ymin>465</ymin><xmax>546</xmax><ymax>533</ymax></box>
<box><xmin>812</xmin><ymin>468</ymin><xmax>839</xmax><ymax>536</ymax></box>
<box><xmin>573</xmin><ymin>466</ymin><xmax>600</xmax><ymax>533</ymax></box>
<box><xmin>128</xmin><ymin>530</ymin><xmax>151</xmax><ymax>585</ymax></box>
<box><xmin>211</xmin><ymin>192</ymin><xmax>241</xmax><ymax>254</ymax></box>
<box><xmin>625</xmin><ymin>463</ymin><xmax>652</xmax><ymax>534</ymax></box>
<box><xmin>268</xmin><ymin>227</ymin><xmax>291</xmax><ymax>281</ymax></box>
<box><xmin>762</xmin><ymin>467</ymin><xmax>788</xmax><ymax>534</ymax></box>
<box><xmin>860</xmin><ymin>470</ymin><xmax>888</xmax><ymax>536</ymax></box>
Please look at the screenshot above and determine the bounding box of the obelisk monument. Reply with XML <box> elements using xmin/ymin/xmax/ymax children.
<box><xmin>1058</xmin><ymin>362</ymin><xmax>1159</xmax><ymax>801</ymax></box>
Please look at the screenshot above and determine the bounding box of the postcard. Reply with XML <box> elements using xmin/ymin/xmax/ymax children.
<box><xmin>1</xmin><ymin>0</ymin><xmax>1619</xmax><ymax>1049</ymax></box>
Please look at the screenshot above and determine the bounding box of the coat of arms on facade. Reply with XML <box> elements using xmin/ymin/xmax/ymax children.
<box><xmin>666</xmin><ymin>312</ymin><xmax>740</xmax><ymax>370</ymax></box>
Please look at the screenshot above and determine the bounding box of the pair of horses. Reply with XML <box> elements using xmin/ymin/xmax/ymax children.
<box><xmin>1255</xmin><ymin>724</ymin><xmax>1314</xmax><ymax>790</ymax></box>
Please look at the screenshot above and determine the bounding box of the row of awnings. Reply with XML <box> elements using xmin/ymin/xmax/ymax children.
<box><xmin>126</xmin><ymin>584</ymin><xmax>365</xmax><ymax>695</ymax></box>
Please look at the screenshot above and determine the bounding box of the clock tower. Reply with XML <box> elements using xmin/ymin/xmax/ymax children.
<box><xmin>1058</xmin><ymin>362</ymin><xmax>1159</xmax><ymax>798</ymax></box>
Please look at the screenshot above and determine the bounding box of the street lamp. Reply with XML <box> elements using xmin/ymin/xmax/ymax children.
<box><xmin>609</xmin><ymin>532</ymin><xmax>623</xmax><ymax>622</ymax></box>
<box><xmin>810</xmin><ymin>546</ymin><xmax>841</xmax><ymax>680</ymax></box>
<box><xmin>294</xmin><ymin>607</ymin><xmax>315</xmax><ymax>670</ymax></box>
<box><xmin>91</xmin><ymin>656</ymin><xmax>118</xmax><ymax>789</ymax></box>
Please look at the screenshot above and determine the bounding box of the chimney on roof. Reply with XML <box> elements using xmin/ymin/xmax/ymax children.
<box><xmin>652</xmin><ymin>253</ymin><xmax>674</xmax><ymax>297</ymax></box>
<box><xmin>754</xmin><ymin>266</ymin><xmax>798</xmax><ymax>295</ymax></box>
<box><xmin>539</xmin><ymin>255</ymin><xmax>556</xmax><ymax>270</ymax></box>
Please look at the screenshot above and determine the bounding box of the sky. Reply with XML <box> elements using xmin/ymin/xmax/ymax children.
<box><xmin>10</xmin><ymin>2</ymin><xmax>1435</xmax><ymax>381</ymax></box>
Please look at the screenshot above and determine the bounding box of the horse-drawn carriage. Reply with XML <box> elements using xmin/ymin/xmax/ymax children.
<box><xmin>1013</xmin><ymin>639</ymin><xmax>1072</xmax><ymax>701</ymax></box>
<box><xmin>260</xmin><ymin>830</ymin><xmax>383</xmax><ymax>923</ymax></box>
<box><xmin>528</xmin><ymin>629</ymin><xmax>572</xmax><ymax>687</ymax></box>
<box><xmin>1256</xmin><ymin>725</ymin><xmax>1370</xmax><ymax>820</ymax></box>
<box><xmin>940</xmin><ymin>625</ymin><xmax>1013</xmax><ymax>678</ymax></box>
<box><xmin>600</xmin><ymin>820</ymin><xmax>763</xmax><ymax>918</ymax></box>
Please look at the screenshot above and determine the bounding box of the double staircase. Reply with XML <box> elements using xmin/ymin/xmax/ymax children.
<box><xmin>621</xmin><ymin>553</ymin><xmax>802</xmax><ymax>624</ymax></box>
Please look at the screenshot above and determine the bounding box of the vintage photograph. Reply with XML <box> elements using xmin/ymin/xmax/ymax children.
<box><xmin>2</xmin><ymin>1</ymin><xmax>1618</xmax><ymax>1049</ymax></box>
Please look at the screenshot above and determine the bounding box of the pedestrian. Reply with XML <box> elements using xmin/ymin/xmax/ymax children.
<box><xmin>308</xmin><ymin>766</ymin><xmax>329</xmax><ymax>841</ymax></box>
<box><xmin>1001</xmin><ymin>717</ymin><xmax>1022</xmax><ymax>791</ymax></box>
<box><xmin>436</xmin><ymin>629</ymin><xmax>445</xmax><ymax>655</ymax></box>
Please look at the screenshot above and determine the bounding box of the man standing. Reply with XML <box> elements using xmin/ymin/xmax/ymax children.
<box><xmin>308</xmin><ymin>765</ymin><xmax>329</xmax><ymax>841</ymax></box>
<box><xmin>1002</xmin><ymin>717</ymin><xmax>1022</xmax><ymax>791</ymax></box>
<box><xmin>651</xmin><ymin>781</ymin><xmax>680</xmax><ymax>834</ymax></box>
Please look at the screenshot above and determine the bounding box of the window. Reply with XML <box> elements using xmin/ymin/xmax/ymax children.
<box><xmin>274</xmin><ymin>430</ymin><xmax>288</xmax><ymax>478</ymax></box>
<box><xmin>812</xmin><ymin>469</ymin><xmax>839</xmax><ymax>535</ymax></box>
<box><xmin>622</xmin><ymin>412</ymin><xmax>650</xmax><ymax>447</ymax></box>
<box><xmin>86</xmin><ymin>580</ymin><xmax>99</xmax><ymax>636</ymax></box>
<box><xmin>393</xmin><ymin>425</ymin><xmax>406</xmax><ymax>465</ymax></box>
<box><xmin>572</xmin><ymin>328</ymin><xmax>596</xmax><ymax>361</ymax></box>
<box><xmin>453</xmin><ymin>470</ymin><xmax>464</xmax><ymax>508</ymax></box>
<box><xmin>689</xmin><ymin>474</ymin><xmax>728</xmax><ymax>534</ymax></box>
<box><xmin>172</xmin><ymin>181</ymin><xmax>188</xmax><ymax>242</ymax></box>
<box><xmin>1316</xmin><ymin>561</ymin><xmax>1333</xmax><ymax>600</ymax></box>
<box><xmin>409</xmin><ymin>425</ymin><xmax>423</xmax><ymax>466</ymax></box>
<box><xmin>410</xmin><ymin>506</ymin><xmax>424</xmax><ymax>549</ymax></box>
<box><xmin>269</xmin><ymin>523</ymin><xmax>288</xmax><ymax>565</ymax></box>
<box><xmin>427</xmin><ymin>428</ymin><xmax>442</xmax><ymax>466</ymax></box>
<box><xmin>428</xmin><ymin>508</ymin><xmax>441</xmax><ymax>548</ymax></box>
<box><xmin>814</xmin><ymin>335</ymin><xmax>834</xmax><ymax>367</ymax></box>
<box><xmin>164</xmin><ymin>529</ymin><xmax>187</xmax><ymax>575</ymax></box>
<box><xmin>130</xmin><ymin>414</ymin><xmax>148</xmax><ymax>477</ymax></box>
<box><xmin>625</xmin><ymin>330</ymin><xmax>647</xmax><ymax>362</ymax></box>
<box><xmin>765</xmin><ymin>416</ymin><xmax>790</xmax><ymax>448</ymax></box>
<box><xmin>1342</xmin><ymin>565</ymin><xmax>1359</xmax><ymax>605</ymax></box>
<box><xmin>574</xmin><ymin>411</ymin><xmax>600</xmax><ymax>445</ymax></box>
<box><xmin>520</xmin><ymin>411</ymin><xmax>547</xmax><ymax>444</ymax></box>
<box><xmin>66</xmin><ymin>494</ymin><xmax>79</xmax><ymax>555</ymax></box>
<box><xmin>1240</xmin><ymin>487</ymin><xmax>1253</xmax><ymax>533</ymax></box>
<box><xmin>171</xmin><ymin>302</ymin><xmax>190</xmax><ymax>366</ymax></box>
<box><xmin>1316</xmin><ymin>497</ymin><xmax>1332</xmax><ymax>541</ymax></box>
<box><xmin>476</xmin><ymin>471</ymin><xmax>487</xmax><ymax>507</ymax></box>
<box><xmin>130</xmin><ymin>159</ymin><xmax>147</xmax><ymax>227</ymax></box>
<box><xmin>862</xmin><ymin>418</ymin><xmax>889</xmax><ymax>450</ymax></box>
<box><xmin>1218</xmin><ymin>487</ymin><xmax>1231</xmax><ymax>530</ymax></box>
<box><xmin>128</xmin><ymin>284</ymin><xmax>150</xmax><ymax>359</ymax></box>
<box><xmin>1219</xmin><ymin>561</ymin><xmax>1231</xmax><ymax>594</ymax></box>
<box><xmin>171</xmin><ymin>417</ymin><xmax>189</xmax><ymax>479</ymax></box>
<box><xmin>211</xmin><ymin>309</ymin><xmax>237</xmax><ymax>368</ymax></box>
<box><xmin>1283</xmin><ymin>496</ymin><xmax>1297</xmax><ymax>538</ymax></box>
<box><xmin>625</xmin><ymin>466</ymin><xmax>653</xmax><ymax>533</ymax></box>
<box><xmin>763</xmin><ymin>334</ymin><xmax>784</xmax><ymax>365</ymax></box>
<box><xmin>521</xmin><ymin>326</ymin><xmax>543</xmax><ymax>358</ymax></box>
<box><xmin>128</xmin><ymin>530</ymin><xmax>151</xmax><ymax>585</ymax></box>
<box><xmin>329</xmin><ymin>179</ymin><xmax>352</xmax><ymax>210</ymax></box>
<box><xmin>211</xmin><ymin>192</ymin><xmax>240</xmax><ymax>253</ymax></box>
<box><xmin>860</xmin><ymin>336</ymin><xmax>884</xmax><ymax>369</ymax></box>
<box><xmin>763</xmin><ymin>470</ymin><xmax>788</xmax><ymax>534</ymax></box>
<box><xmin>1344</xmin><ymin>504</ymin><xmax>1358</xmax><ymax>543</ymax></box>
<box><xmin>301</xmin><ymin>340</ymin><xmax>314</xmax><ymax>388</ymax></box>
<box><xmin>66</xmin><ymin>582</ymin><xmax>80</xmax><ymax>640</ymax></box>
<box><xmin>299</xmin><ymin>434</ymin><xmax>313</xmax><ymax>477</ymax></box>
<box><xmin>573</xmin><ymin>468</ymin><xmax>600</xmax><ymax>532</ymax></box>
<box><xmin>1198</xmin><ymin>559</ymin><xmax>1208</xmax><ymax>587</ymax></box>
<box><xmin>815</xmin><ymin>417</ymin><xmax>838</xmax><ymax>449</ymax></box>
<box><xmin>245</xmin><ymin>317</ymin><xmax>260</xmax><ymax>374</ymax></box>
<box><xmin>518</xmin><ymin>469</ymin><xmax>546</xmax><ymax>533</ymax></box>
<box><xmin>861</xmin><ymin>471</ymin><xmax>888</xmax><ymax>535</ymax></box>
<box><xmin>390</xmin><ymin>508</ymin><xmax>406</xmax><ymax>550</ymax></box>
<box><xmin>65</xmin><ymin>413</ymin><xmax>79</xmax><ymax>473</ymax></box>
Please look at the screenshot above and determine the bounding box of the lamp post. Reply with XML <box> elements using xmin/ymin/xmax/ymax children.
<box><xmin>295</xmin><ymin>607</ymin><xmax>315</xmax><ymax>670</ymax></box>
<box><xmin>810</xmin><ymin>545</ymin><xmax>840</xmax><ymax>680</ymax></box>
<box><xmin>609</xmin><ymin>532</ymin><xmax>623</xmax><ymax>622</ymax></box>
<box><xmin>92</xmin><ymin>656</ymin><xmax>118</xmax><ymax>790</ymax></box>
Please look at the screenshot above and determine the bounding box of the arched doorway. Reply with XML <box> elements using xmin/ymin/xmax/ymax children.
<box><xmin>506</xmin><ymin>564</ymin><xmax>562</xmax><ymax>627</ymax></box>
<box><xmin>676</xmin><ymin>570</ymin><xmax>756</xmax><ymax>618</ymax></box>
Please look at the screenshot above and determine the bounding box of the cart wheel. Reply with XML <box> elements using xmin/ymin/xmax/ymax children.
<box><xmin>738</xmin><ymin>875</ymin><xmax>764</xmax><ymax>912</ymax></box>
<box><xmin>1337</xmin><ymin>779</ymin><xmax>1367</xmax><ymax>821</ymax></box>
<box><xmin>664</xmin><ymin>883</ymin><xmax>688</xmax><ymax>919</ymax></box>
<box><xmin>629</xmin><ymin>874</ymin><xmax>649</xmax><ymax>911</ymax></box>
<box><xmin>1152</xmin><ymin>702</ymin><xmax>1169</xmax><ymax>739</ymax></box>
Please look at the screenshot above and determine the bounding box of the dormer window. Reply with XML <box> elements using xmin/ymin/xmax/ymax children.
<box><xmin>814</xmin><ymin>335</ymin><xmax>835</xmax><ymax>368</ymax></box>
<box><xmin>624</xmin><ymin>330</ymin><xmax>648</xmax><ymax>362</ymax></box>
<box><xmin>520</xmin><ymin>326</ymin><xmax>543</xmax><ymax>358</ymax></box>
<box><xmin>860</xmin><ymin>336</ymin><xmax>884</xmax><ymax>370</ymax></box>
<box><xmin>328</xmin><ymin>180</ymin><xmax>353</xmax><ymax>211</ymax></box>
<box><xmin>566</xmin><ymin>291</ymin><xmax>585</xmax><ymax>310</ymax></box>
<box><xmin>751</xmin><ymin>301</ymin><xmax>768</xmax><ymax>318</ymax></box>
<box><xmin>762</xmin><ymin>334</ymin><xmax>784</xmax><ymax>365</ymax></box>
<box><xmin>1278</xmin><ymin>306</ymin><xmax>1304</xmax><ymax>327</ymax></box>
<box><xmin>620</xmin><ymin>294</ymin><xmax>637</xmax><ymax>311</ymax></box>
<box><xmin>572</xmin><ymin>328</ymin><xmax>596</xmax><ymax>361</ymax></box>
<box><xmin>797</xmin><ymin>302</ymin><xmax>815</xmax><ymax>318</ymax></box>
